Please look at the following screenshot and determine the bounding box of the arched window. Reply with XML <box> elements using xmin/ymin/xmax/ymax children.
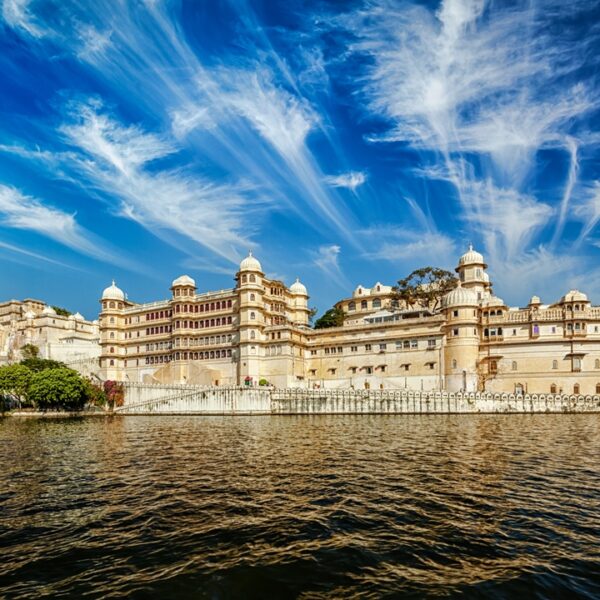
<box><xmin>574</xmin><ymin>304</ymin><xmax>580</xmax><ymax>311</ymax></box>
<box><xmin>574</xmin><ymin>383</ymin><xmax>580</xmax><ymax>394</ymax></box>
<box><xmin>595</xmin><ymin>359</ymin><xmax>600</xmax><ymax>369</ymax></box>
<box><xmin>109</xmin><ymin>301</ymin><xmax>115</xmax><ymax>308</ymax></box>
<box><xmin>110</xmin><ymin>347</ymin><xmax>115</xmax><ymax>353</ymax></box>
<box><xmin>498</xmin><ymin>327</ymin><xmax>503</xmax><ymax>336</ymax></box>
<box><xmin>361</xmin><ymin>300</ymin><xmax>368</xmax><ymax>309</ymax></box>
<box><xmin>241</xmin><ymin>275</ymin><xmax>247</xmax><ymax>283</ymax></box>
<box><xmin>552</xmin><ymin>360</ymin><xmax>558</xmax><ymax>369</ymax></box>
<box><xmin>250</xmin><ymin>293</ymin><xmax>255</xmax><ymax>301</ymax></box>
<box><xmin>452</xmin><ymin>359</ymin><xmax>457</xmax><ymax>369</ymax></box>
<box><xmin>250</xmin><ymin>274</ymin><xmax>256</xmax><ymax>282</ymax></box>
<box><xmin>595</xmin><ymin>383</ymin><xmax>600</xmax><ymax>394</ymax></box>
<box><xmin>250</xmin><ymin>312</ymin><xmax>256</xmax><ymax>319</ymax></box>
<box><xmin>550</xmin><ymin>384</ymin><xmax>557</xmax><ymax>394</ymax></box>
<box><xmin>373</xmin><ymin>299</ymin><xmax>381</xmax><ymax>309</ymax></box>
<box><xmin>484</xmin><ymin>328</ymin><xmax>489</xmax><ymax>337</ymax></box>
<box><xmin>250</xmin><ymin>331</ymin><xmax>256</xmax><ymax>339</ymax></box>
<box><xmin>110</xmin><ymin>317</ymin><xmax>115</xmax><ymax>324</ymax></box>
<box><xmin>110</xmin><ymin>332</ymin><xmax>115</xmax><ymax>339</ymax></box>
<box><xmin>348</xmin><ymin>301</ymin><xmax>356</xmax><ymax>311</ymax></box>
<box><xmin>512</xmin><ymin>361</ymin><xmax>517</xmax><ymax>371</ymax></box>
<box><xmin>109</xmin><ymin>359</ymin><xmax>114</xmax><ymax>366</ymax></box>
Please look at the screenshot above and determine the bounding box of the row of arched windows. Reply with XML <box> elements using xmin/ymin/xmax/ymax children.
<box><xmin>348</xmin><ymin>299</ymin><xmax>381</xmax><ymax>311</ymax></box>
<box><xmin>549</xmin><ymin>383</ymin><xmax>599</xmax><ymax>394</ymax></box>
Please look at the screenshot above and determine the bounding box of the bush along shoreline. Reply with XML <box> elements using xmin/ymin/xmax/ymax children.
<box><xmin>0</xmin><ymin>356</ymin><xmax>123</xmax><ymax>414</ymax></box>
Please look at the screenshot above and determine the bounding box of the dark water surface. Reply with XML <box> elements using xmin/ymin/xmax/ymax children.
<box><xmin>1</xmin><ymin>415</ymin><xmax>599</xmax><ymax>599</ymax></box>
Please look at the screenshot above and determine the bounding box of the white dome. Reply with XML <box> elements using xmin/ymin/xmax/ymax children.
<box><xmin>529</xmin><ymin>295</ymin><xmax>541</xmax><ymax>305</ymax></box>
<box><xmin>73</xmin><ymin>312</ymin><xmax>84</xmax><ymax>321</ymax></box>
<box><xmin>239</xmin><ymin>251</ymin><xmax>262</xmax><ymax>272</ymax></box>
<box><xmin>561</xmin><ymin>290</ymin><xmax>588</xmax><ymax>303</ymax></box>
<box><xmin>102</xmin><ymin>280</ymin><xmax>125</xmax><ymax>301</ymax></box>
<box><xmin>290</xmin><ymin>278</ymin><xmax>307</xmax><ymax>295</ymax></box>
<box><xmin>42</xmin><ymin>305</ymin><xmax>56</xmax><ymax>316</ymax></box>
<box><xmin>443</xmin><ymin>285</ymin><xmax>479</xmax><ymax>308</ymax></box>
<box><xmin>481</xmin><ymin>296</ymin><xmax>505</xmax><ymax>308</ymax></box>
<box><xmin>458</xmin><ymin>245</ymin><xmax>486</xmax><ymax>267</ymax></box>
<box><xmin>24</xmin><ymin>310</ymin><xmax>36</xmax><ymax>319</ymax></box>
<box><xmin>172</xmin><ymin>274</ymin><xmax>196</xmax><ymax>288</ymax></box>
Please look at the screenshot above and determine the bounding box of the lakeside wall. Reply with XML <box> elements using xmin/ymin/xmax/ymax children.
<box><xmin>117</xmin><ymin>383</ymin><xmax>600</xmax><ymax>415</ymax></box>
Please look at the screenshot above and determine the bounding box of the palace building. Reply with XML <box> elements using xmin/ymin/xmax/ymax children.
<box><xmin>0</xmin><ymin>299</ymin><xmax>100</xmax><ymax>365</ymax></box>
<box><xmin>98</xmin><ymin>247</ymin><xmax>600</xmax><ymax>395</ymax></box>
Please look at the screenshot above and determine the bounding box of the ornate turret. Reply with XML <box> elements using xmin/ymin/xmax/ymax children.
<box><xmin>455</xmin><ymin>245</ymin><xmax>491</xmax><ymax>299</ymax></box>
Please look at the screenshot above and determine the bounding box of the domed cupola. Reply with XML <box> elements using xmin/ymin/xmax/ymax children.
<box><xmin>458</xmin><ymin>244</ymin><xmax>487</xmax><ymax>268</ymax></box>
<box><xmin>442</xmin><ymin>283</ymin><xmax>479</xmax><ymax>308</ymax></box>
<box><xmin>290</xmin><ymin>278</ymin><xmax>308</xmax><ymax>296</ymax></box>
<box><xmin>102</xmin><ymin>280</ymin><xmax>125</xmax><ymax>301</ymax></box>
<box><xmin>171</xmin><ymin>275</ymin><xmax>196</xmax><ymax>288</ymax></box>
<box><xmin>481</xmin><ymin>296</ymin><xmax>505</xmax><ymax>308</ymax></box>
<box><xmin>239</xmin><ymin>251</ymin><xmax>262</xmax><ymax>273</ymax></box>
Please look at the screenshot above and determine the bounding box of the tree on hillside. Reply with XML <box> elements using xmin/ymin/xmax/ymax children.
<box><xmin>52</xmin><ymin>306</ymin><xmax>72</xmax><ymax>317</ymax></box>
<box><xmin>393</xmin><ymin>267</ymin><xmax>458</xmax><ymax>312</ymax></box>
<box><xmin>28</xmin><ymin>368</ymin><xmax>87</xmax><ymax>410</ymax></box>
<box><xmin>314</xmin><ymin>306</ymin><xmax>345</xmax><ymax>329</ymax></box>
<box><xmin>21</xmin><ymin>344</ymin><xmax>39</xmax><ymax>361</ymax></box>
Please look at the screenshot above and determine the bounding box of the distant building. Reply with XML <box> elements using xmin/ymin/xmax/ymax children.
<box><xmin>0</xmin><ymin>299</ymin><xmax>100</xmax><ymax>365</ymax></box>
<box><xmin>98</xmin><ymin>248</ymin><xmax>600</xmax><ymax>395</ymax></box>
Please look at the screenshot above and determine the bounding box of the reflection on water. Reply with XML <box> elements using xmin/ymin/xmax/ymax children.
<box><xmin>1</xmin><ymin>415</ymin><xmax>599</xmax><ymax>598</ymax></box>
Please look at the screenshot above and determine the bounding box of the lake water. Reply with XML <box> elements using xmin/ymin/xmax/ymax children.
<box><xmin>1</xmin><ymin>415</ymin><xmax>599</xmax><ymax>598</ymax></box>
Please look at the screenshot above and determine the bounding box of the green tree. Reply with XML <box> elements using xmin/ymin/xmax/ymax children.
<box><xmin>393</xmin><ymin>267</ymin><xmax>458</xmax><ymax>311</ymax></box>
<box><xmin>0</xmin><ymin>364</ymin><xmax>33</xmax><ymax>400</ymax></box>
<box><xmin>51</xmin><ymin>306</ymin><xmax>72</xmax><ymax>317</ymax></box>
<box><xmin>21</xmin><ymin>344</ymin><xmax>39</xmax><ymax>361</ymax></box>
<box><xmin>20</xmin><ymin>357</ymin><xmax>66</xmax><ymax>372</ymax></box>
<box><xmin>28</xmin><ymin>368</ymin><xmax>87</xmax><ymax>410</ymax></box>
<box><xmin>314</xmin><ymin>306</ymin><xmax>345</xmax><ymax>329</ymax></box>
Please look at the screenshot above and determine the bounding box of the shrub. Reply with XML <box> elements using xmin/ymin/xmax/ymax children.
<box><xmin>258</xmin><ymin>378</ymin><xmax>269</xmax><ymax>386</ymax></box>
<box><xmin>28</xmin><ymin>368</ymin><xmax>87</xmax><ymax>411</ymax></box>
<box><xmin>0</xmin><ymin>364</ymin><xmax>33</xmax><ymax>401</ymax></box>
<box><xmin>103</xmin><ymin>380</ymin><xmax>124</xmax><ymax>408</ymax></box>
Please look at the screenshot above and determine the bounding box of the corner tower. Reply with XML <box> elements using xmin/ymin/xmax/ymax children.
<box><xmin>236</xmin><ymin>252</ymin><xmax>264</xmax><ymax>385</ymax></box>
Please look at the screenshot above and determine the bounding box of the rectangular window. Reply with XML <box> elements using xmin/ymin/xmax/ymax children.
<box><xmin>365</xmin><ymin>344</ymin><xmax>372</xmax><ymax>351</ymax></box>
<box><xmin>379</xmin><ymin>343</ymin><xmax>386</xmax><ymax>351</ymax></box>
<box><xmin>427</xmin><ymin>339</ymin><xmax>436</xmax><ymax>348</ymax></box>
<box><xmin>351</xmin><ymin>346</ymin><xmax>358</xmax><ymax>352</ymax></box>
<box><xmin>410</xmin><ymin>340</ymin><xmax>418</xmax><ymax>349</ymax></box>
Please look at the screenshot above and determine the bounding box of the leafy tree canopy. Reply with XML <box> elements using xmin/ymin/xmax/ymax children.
<box><xmin>0</xmin><ymin>364</ymin><xmax>33</xmax><ymax>399</ymax></box>
<box><xmin>51</xmin><ymin>306</ymin><xmax>72</xmax><ymax>317</ymax></box>
<box><xmin>28</xmin><ymin>368</ymin><xmax>87</xmax><ymax>411</ymax></box>
<box><xmin>314</xmin><ymin>306</ymin><xmax>345</xmax><ymax>329</ymax></box>
<box><xmin>393</xmin><ymin>267</ymin><xmax>458</xmax><ymax>311</ymax></box>
<box><xmin>20</xmin><ymin>357</ymin><xmax>66</xmax><ymax>372</ymax></box>
<box><xmin>20</xmin><ymin>344</ymin><xmax>39</xmax><ymax>361</ymax></box>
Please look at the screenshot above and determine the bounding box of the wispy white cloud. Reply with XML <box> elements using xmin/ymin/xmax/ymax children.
<box><xmin>2</xmin><ymin>0</ymin><xmax>44</xmax><ymax>38</ymax></box>
<box><xmin>324</xmin><ymin>171</ymin><xmax>367</xmax><ymax>191</ymax></box>
<box><xmin>312</xmin><ymin>243</ymin><xmax>349</xmax><ymax>287</ymax></box>
<box><xmin>361</xmin><ymin>226</ymin><xmax>456</xmax><ymax>269</ymax></box>
<box><xmin>0</xmin><ymin>239</ymin><xmax>79</xmax><ymax>270</ymax></box>
<box><xmin>0</xmin><ymin>184</ymin><xmax>107</xmax><ymax>258</ymax></box>
<box><xmin>60</xmin><ymin>101</ymin><xmax>260</xmax><ymax>264</ymax></box>
<box><xmin>336</xmin><ymin>0</ymin><xmax>599</xmax><ymax>290</ymax></box>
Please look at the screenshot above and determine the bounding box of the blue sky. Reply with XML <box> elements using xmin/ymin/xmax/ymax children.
<box><xmin>0</xmin><ymin>0</ymin><xmax>599</xmax><ymax>319</ymax></box>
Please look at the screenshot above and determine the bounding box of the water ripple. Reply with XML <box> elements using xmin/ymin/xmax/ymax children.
<box><xmin>1</xmin><ymin>414</ymin><xmax>599</xmax><ymax>598</ymax></box>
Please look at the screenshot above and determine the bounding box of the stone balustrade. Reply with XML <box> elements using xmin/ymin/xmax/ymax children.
<box><xmin>116</xmin><ymin>382</ymin><xmax>600</xmax><ymax>415</ymax></box>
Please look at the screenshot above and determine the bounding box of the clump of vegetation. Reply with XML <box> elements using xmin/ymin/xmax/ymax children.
<box><xmin>103</xmin><ymin>380</ymin><xmax>124</xmax><ymax>409</ymax></box>
<box><xmin>20</xmin><ymin>344</ymin><xmax>40</xmax><ymax>361</ymax></box>
<box><xmin>313</xmin><ymin>306</ymin><xmax>345</xmax><ymax>329</ymax></box>
<box><xmin>52</xmin><ymin>306</ymin><xmax>72</xmax><ymax>317</ymax></box>
<box><xmin>258</xmin><ymin>378</ymin><xmax>269</xmax><ymax>386</ymax></box>
<box><xmin>393</xmin><ymin>267</ymin><xmax>458</xmax><ymax>311</ymax></box>
<box><xmin>0</xmin><ymin>358</ymin><xmax>108</xmax><ymax>411</ymax></box>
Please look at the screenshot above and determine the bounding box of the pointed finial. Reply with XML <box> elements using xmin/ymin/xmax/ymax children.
<box><xmin>112</xmin><ymin>279</ymin><xmax>116</xmax><ymax>286</ymax></box>
<box><xmin>296</xmin><ymin>277</ymin><xmax>300</xmax><ymax>283</ymax></box>
<box><xmin>468</xmin><ymin>243</ymin><xmax>473</xmax><ymax>251</ymax></box>
<box><xmin>248</xmin><ymin>250</ymin><xmax>253</xmax><ymax>257</ymax></box>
